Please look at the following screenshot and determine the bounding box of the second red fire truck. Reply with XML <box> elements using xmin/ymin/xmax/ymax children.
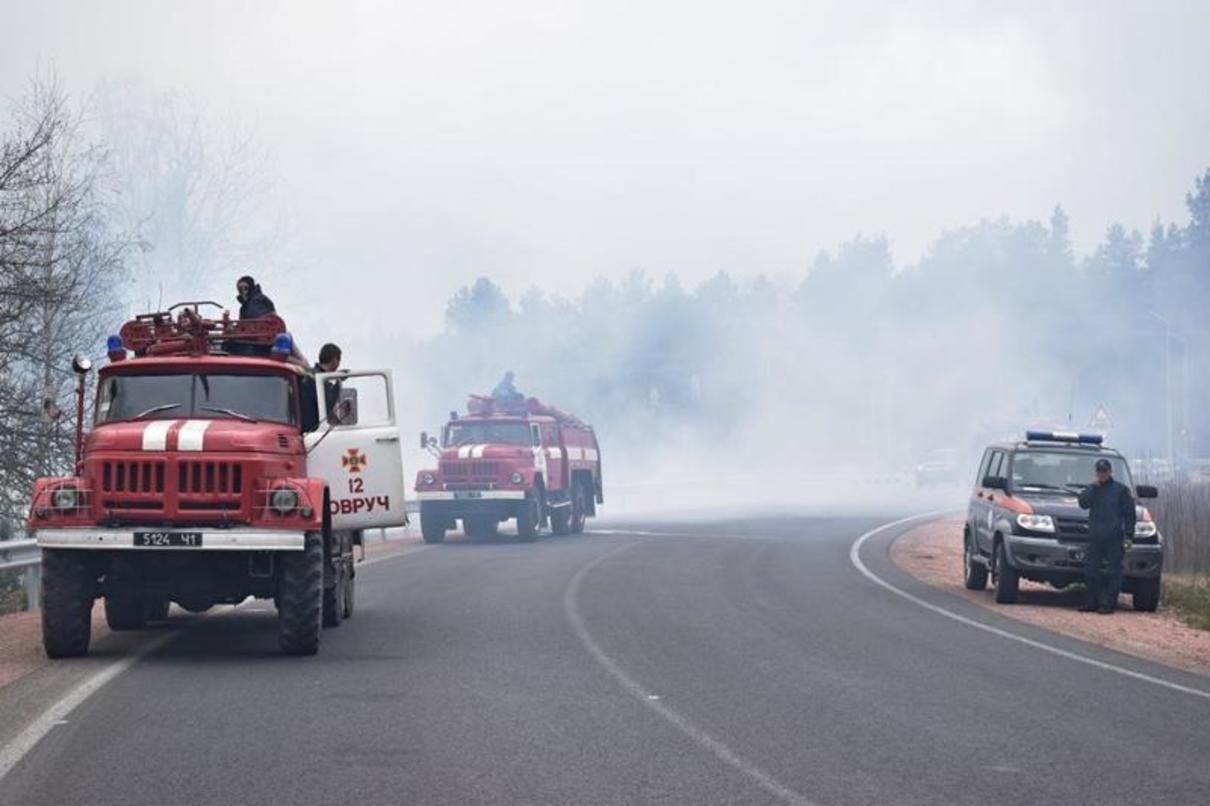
<box><xmin>415</xmin><ymin>396</ymin><xmax>603</xmax><ymax>542</ymax></box>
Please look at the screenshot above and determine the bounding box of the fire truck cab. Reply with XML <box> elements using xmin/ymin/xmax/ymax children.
<box><xmin>28</xmin><ymin>303</ymin><xmax>408</xmax><ymax>657</ymax></box>
<box><xmin>415</xmin><ymin>396</ymin><xmax>603</xmax><ymax>543</ymax></box>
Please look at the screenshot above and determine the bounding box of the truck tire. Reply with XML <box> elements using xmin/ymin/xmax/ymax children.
<box><xmin>143</xmin><ymin>597</ymin><xmax>171</xmax><ymax>623</ymax></box>
<box><xmin>1132</xmin><ymin>576</ymin><xmax>1160</xmax><ymax>612</ymax></box>
<box><xmin>41</xmin><ymin>549</ymin><xmax>94</xmax><ymax>659</ymax></box>
<box><xmin>550</xmin><ymin>504</ymin><xmax>571</xmax><ymax>536</ymax></box>
<box><xmin>993</xmin><ymin>540</ymin><xmax>1019</xmax><ymax>604</ymax></box>
<box><xmin>464</xmin><ymin>517</ymin><xmax>498</xmax><ymax>541</ymax></box>
<box><xmin>342</xmin><ymin>566</ymin><xmax>355</xmax><ymax>620</ymax></box>
<box><xmin>421</xmin><ymin>512</ymin><xmax>446</xmax><ymax>544</ymax></box>
<box><xmin>570</xmin><ymin>482</ymin><xmax>588</xmax><ymax>535</ymax></box>
<box><xmin>322</xmin><ymin>566</ymin><xmax>344</xmax><ymax>628</ymax></box>
<box><xmin>105</xmin><ymin>593</ymin><xmax>147</xmax><ymax>631</ymax></box>
<box><xmin>963</xmin><ymin>531</ymin><xmax>988</xmax><ymax>590</ymax></box>
<box><xmin>516</xmin><ymin>493</ymin><xmax>540</xmax><ymax>542</ymax></box>
<box><xmin>278</xmin><ymin>532</ymin><xmax>323</xmax><ymax>655</ymax></box>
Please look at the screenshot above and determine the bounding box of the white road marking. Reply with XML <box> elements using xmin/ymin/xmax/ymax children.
<box><xmin>0</xmin><ymin>540</ymin><xmax>432</xmax><ymax>783</ymax></box>
<box><xmin>176</xmin><ymin>420</ymin><xmax>211</xmax><ymax>451</ymax></box>
<box><xmin>0</xmin><ymin>631</ymin><xmax>177</xmax><ymax>782</ymax></box>
<box><xmin>563</xmin><ymin>540</ymin><xmax>815</xmax><ymax>806</ymax></box>
<box><xmin>849</xmin><ymin>513</ymin><xmax>1210</xmax><ymax>702</ymax></box>
<box><xmin>140</xmin><ymin>420</ymin><xmax>175</xmax><ymax>451</ymax></box>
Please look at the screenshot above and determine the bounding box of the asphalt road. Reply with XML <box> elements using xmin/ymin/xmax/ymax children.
<box><xmin>3</xmin><ymin>514</ymin><xmax>1210</xmax><ymax>805</ymax></box>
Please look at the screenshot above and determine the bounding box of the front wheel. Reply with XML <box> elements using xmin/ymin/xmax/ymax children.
<box><xmin>993</xmin><ymin>541</ymin><xmax>1020</xmax><ymax>604</ymax></box>
<box><xmin>278</xmin><ymin>532</ymin><xmax>323</xmax><ymax>655</ymax></box>
<box><xmin>516</xmin><ymin>493</ymin><xmax>540</xmax><ymax>542</ymax></box>
<box><xmin>1132</xmin><ymin>576</ymin><xmax>1160</xmax><ymax>612</ymax></box>
<box><xmin>41</xmin><ymin>549</ymin><xmax>94</xmax><ymax>658</ymax></box>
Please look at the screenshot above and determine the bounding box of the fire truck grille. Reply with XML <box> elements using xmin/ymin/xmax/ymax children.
<box><xmin>98</xmin><ymin>459</ymin><xmax>245</xmax><ymax>517</ymax></box>
<box><xmin>441</xmin><ymin>461</ymin><xmax>500</xmax><ymax>478</ymax></box>
<box><xmin>178</xmin><ymin>461</ymin><xmax>244</xmax><ymax>496</ymax></box>
<box><xmin>101</xmin><ymin>461</ymin><xmax>166</xmax><ymax>494</ymax></box>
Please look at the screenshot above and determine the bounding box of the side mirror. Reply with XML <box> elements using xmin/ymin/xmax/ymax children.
<box><xmin>71</xmin><ymin>354</ymin><xmax>93</xmax><ymax>375</ymax></box>
<box><xmin>420</xmin><ymin>431</ymin><xmax>429</xmax><ymax>450</ymax></box>
<box><xmin>982</xmin><ymin>475</ymin><xmax>1008</xmax><ymax>491</ymax></box>
<box><xmin>1136</xmin><ymin>484</ymin><xmax>1158</xmax><ymax>500</ymax></box>
<box><xmin>330</xmin><ymin>398</ymin><xmax>353</xmax><ymax>425</ymax></box>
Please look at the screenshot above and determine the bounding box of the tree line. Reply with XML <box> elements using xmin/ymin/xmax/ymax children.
<box><xmin>425</xmin><ymin>171</ymin><xmax>1210</xmax><ymax>475</ymax></box>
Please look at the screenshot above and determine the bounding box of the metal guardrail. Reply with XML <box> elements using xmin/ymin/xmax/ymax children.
<box><xmin>0</xmin><ymin>539</ymin><xmax>41</xmax><ymax>611</ymax></box>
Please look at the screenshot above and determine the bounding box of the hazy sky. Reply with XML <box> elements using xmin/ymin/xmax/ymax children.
<box><xmin>3</xmin><ymin>0</ymin><xmax>1209</xmax><ymax>343</ymax></box>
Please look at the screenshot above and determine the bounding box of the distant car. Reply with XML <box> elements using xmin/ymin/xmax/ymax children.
<box><xmin>963</xmin><ymin>431</ymin><xmax>1163</xmax><ymax>611</ymax></box>
<box><xmin>916</xmin><ymin>448</ymin><xmax>960</xmax><ymax>487</ymax></box>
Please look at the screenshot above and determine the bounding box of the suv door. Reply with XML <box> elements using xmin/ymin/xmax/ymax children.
<box><xmin>304</xmin><ymin>370</ymin><xmax>407</xmax><ymax>530</ymax></box>
<box><xmin>973</xmin><ymin>450</ymin><xmax>1005</xmax><ymax>557</ymax></box>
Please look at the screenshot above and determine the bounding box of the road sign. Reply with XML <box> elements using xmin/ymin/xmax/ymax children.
<box><xmin>1089</xmin><ymin>404</ymin><xmax>1114</xmax><ymax>430</ymax></box>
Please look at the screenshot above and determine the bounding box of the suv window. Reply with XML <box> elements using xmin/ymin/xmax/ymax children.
<box><xmin>987</xmin><ymin>451</ymin><xmax>1005</xmax><ymax>480</ymax></box>
<box><xmin>1010</xmin><ymin>451</ymin><xmax>1131</xmax><ymax>491</ymax></box>
<box><xmin>976</xmin><ymin>449</ymin><xmax>993</xmax><ymax>484</ymax></box>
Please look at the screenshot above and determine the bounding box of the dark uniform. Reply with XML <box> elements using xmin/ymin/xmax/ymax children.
<box><xmin>1077</xmin><ymin>475</ymin><xmax>1136</xmax><ymax>611</ymax></box>
<box><xmin>238</xmin><ymin>277</ymin><xmax>276</xmax><ymax>320</ymax></box>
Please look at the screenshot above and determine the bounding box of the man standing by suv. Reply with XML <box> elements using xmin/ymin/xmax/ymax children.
<box><xmin>1077</xmin><ymin>459</ymin><xmax>1136</xmax><ymax>614</ymax></box>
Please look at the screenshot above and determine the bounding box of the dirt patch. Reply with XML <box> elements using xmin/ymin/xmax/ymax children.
<box><xmin>0</xmin><ymin>603</ymin><xmax>109</xmax><ymax>690</ymax></box>
<box><xmin>892</xmin><ymin>517</ymin><xmax>1210</xmax><ymax>677</ymax></box>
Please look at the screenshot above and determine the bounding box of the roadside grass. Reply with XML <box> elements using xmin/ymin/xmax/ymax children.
<box><xmin>1163</xmin><ymin>575</ymin><xmax>1210</xmax><ymax>631</ymax></box>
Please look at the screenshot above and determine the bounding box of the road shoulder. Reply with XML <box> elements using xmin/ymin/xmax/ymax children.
<box><xmin>892</xmin><ymin>517</ymin><xmax>1210</xmax><ymax>677</ymax></box>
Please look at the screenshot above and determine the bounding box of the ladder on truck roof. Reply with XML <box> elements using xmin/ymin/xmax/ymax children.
<box><xmin>117</xmin><ymin>301</ymin><xmax>287</xmax><ymax>357</ymax></box>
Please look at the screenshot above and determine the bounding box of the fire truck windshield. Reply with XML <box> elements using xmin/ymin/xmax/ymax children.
<box><xmin>96</xmin><ymin>372</ymin><xmax>295</xmax><ymax>425</ymax></box>
<box><xmin>445</xmin><ymin>421</ymin><xmax>531</xmax><ymax>447</ymax></box>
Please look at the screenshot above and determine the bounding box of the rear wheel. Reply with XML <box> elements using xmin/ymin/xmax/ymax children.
<box><xmin>105</xmin><ymin>592</ymin><xmax>147</xmax><ymax>631</ymax></box>
<box><xmin>41</xmin><ymin>549</ymin><xmax>94</xmax><ymax>658</ymax></box>
<box><xmin>342</xmin><ymin>566</ymin><xmax>355</xmax><ymax>619</ymax></box>
<box><xmin>464</xmin><ymin>517</ymin><xmax>498</xmax><ymax>541</ymax></box>
<box><xmin>993</xmin><ymin>540</ymin><xmax>1020</xmax><ymax>604</ymax></box>
<box><xmin>279</xmin><ymin>532</ymin><xmax>323</xmax><ymax>655</ymax></box>
<box><xmin>570</xmin><ymin>482</ymin><xmax>588</xmax><ymax>534</ymax></box>
<box><xmin>143</xmin><ymin>597</ymin><xmax>171</xmax><ymax>623</ymax></box>
<box><xmin>550</xmin><ymin>503</ymin><xmax>572</xmax><ymax>536</ymax></box>
<box><xmin>322</xmin><ymin>567</ymin><xmax>344</xmax><ymax>628</ymax></box>
<box><xmin>963</xmin><ymin>531</ymin><xmax>988</xmax><ymax>590</ymax></box>
<box><xmin>420</xmin><ymin>510</ymin><xmax>446</xmax><ymax>544</ymax></box>
<box><xmin>1133</xmin><ymin>576</ymin><xmax>1160</xmax><ymax>612</ymax></box>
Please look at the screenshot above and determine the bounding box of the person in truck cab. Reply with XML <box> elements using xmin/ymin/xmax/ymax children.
<box><xmin>236</xmin><ymin>274</ymin><xmax>276</xmax><ymax>320</ymax></box>
<box><xmin>313</xmin><ymin>343</ymin><xmax>343</xmax><ymax>417</ymax></box>
<box><xmin>1076</xmin><ymin>458</ymin><xmax>1136</xmax><ymax>614</ymax></box>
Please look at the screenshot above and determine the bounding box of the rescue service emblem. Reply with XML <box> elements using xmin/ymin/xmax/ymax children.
<box><xmin>341</xmin><ymin>448</ymin><xmax>368</xmax><ymax>474</ymax></box>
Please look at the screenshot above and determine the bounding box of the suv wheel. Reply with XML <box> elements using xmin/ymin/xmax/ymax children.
<box><xmin>1132</xmin><ymin>576</ymin><xmax>1160</xmax><ymax>612</ymax></box>
<box><xmin>963</xmin><ymin>532</ymin><xmax>988</xmax><ymax>591</ymax></box>
<box><xmin>993</xmin><ymin>540</ymin><xmax>1020</xmax><ymax>604</ymax></box>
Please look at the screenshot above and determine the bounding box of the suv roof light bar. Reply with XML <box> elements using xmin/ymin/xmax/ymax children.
<box><xmin>1025</xmin><ymin>430</ymin><xmax>1104</xmax><ymax>445</ymax></box>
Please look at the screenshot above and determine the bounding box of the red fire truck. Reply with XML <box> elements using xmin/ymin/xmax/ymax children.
<box><xmin>28</xmin><ymin>303</ymin><xmax>408</xmax><ymax>657</ymax></box>
<box><xmin>415</xmin><ymin>396</ymin><xmax>603</xmax><ymax>542</ymax></box>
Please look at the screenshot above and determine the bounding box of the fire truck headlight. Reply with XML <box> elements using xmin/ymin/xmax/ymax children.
<box><xmin>511</xmin><ymin>472</ymin><xmax>524</xmax><ymax>485</ymax></box>
<box><xmin>51</xmin><ymin>486</ymin><xmax>80</xmax><ymax>511</ymax></box>
<box><xmin>421</xmin><ymin>472</ymin><xmax>436</xmax><ymax>486</ymax></box>
<box><xmin>270</xmin><ymin>487</ymin><xmax>300</xmax><ymax>514</ymax></box>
